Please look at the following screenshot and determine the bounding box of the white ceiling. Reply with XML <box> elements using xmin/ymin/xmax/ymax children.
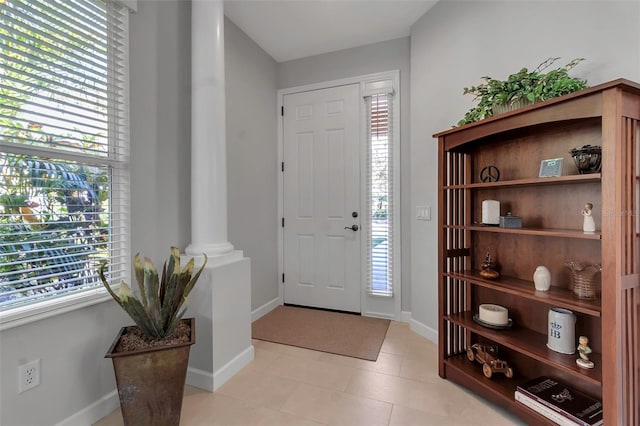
<box><xmin>223</xmin><ymin>1</ymin><xmax>438</xmax><ymax>63</ymax></box>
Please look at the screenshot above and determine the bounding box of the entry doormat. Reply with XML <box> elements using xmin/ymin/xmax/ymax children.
<box><xmin>251</xmin><ymin>305</ymin><xmax>390</xmax><ymax>361</ymax></box>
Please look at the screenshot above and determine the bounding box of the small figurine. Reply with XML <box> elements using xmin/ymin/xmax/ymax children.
<box><xmin>479</xmin><ymin>252</ymin><xmax>500</xmax><ymax>279</ymax></box>
<box><xmin>576</xmin><ymin>335</ymin><xmax>594</xmax><ymax>369</ymax></box>
<box><xmin>582</xmin><ymin>202</ymin><xmax>596</xmax><ymax>233</ymax></box>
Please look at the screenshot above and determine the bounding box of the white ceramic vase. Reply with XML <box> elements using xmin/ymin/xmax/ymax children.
<box><xmin>533</xmin><ymin>266</ymin><xmax>551</xmax><ymax>291</ymax></box>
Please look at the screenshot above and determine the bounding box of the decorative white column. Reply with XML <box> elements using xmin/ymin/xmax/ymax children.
<box><xmin>186</xmin><ymin>0</ymin><xmax>234</xmax><ymax>258</ymax></box>
<box><xmin>185</xmin><ymin>1</ymin><xmax>253</xmax><ymax>393</ymax></box>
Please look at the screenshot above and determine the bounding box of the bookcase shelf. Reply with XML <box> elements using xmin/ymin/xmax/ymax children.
<box><xmin>434</xmin><ymin>79</ymin><xmax>640</xmax><ymax>425</ymax></box>
<box><xmin>443</xmin><ymin>173</ymin><xmax>601</xmax><ymax>190</ymax></box>
<box><xmin>446</xmin><ymin>311</ymin><xmax>602</xmax><ymax>385</ymax></box>
<box><xmin>444</xmin><ymin>355</ymin><xmax>552</xmax><ymax>424</ymax></box>
<box><xmin>446</xmin><ymin>271</ymin><xmax>601</xmax><ymax>317</ymax></box>
<box><xmin>444</xmin><ymin>354</ymin><xmax>516</xmax><ymax>400</ymax></box>
<box><xmin>453</xmin><ymin>225</ymin><xmax>602</xmax><ymax>240</ymax></box>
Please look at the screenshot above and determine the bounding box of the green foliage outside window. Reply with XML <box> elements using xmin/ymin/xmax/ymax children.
<box><xmin>0</xmin><ymin>0</ymin><xmax>113</xmax><ymax>307</ymax></box>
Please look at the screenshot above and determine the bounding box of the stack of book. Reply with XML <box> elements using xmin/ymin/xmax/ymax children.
<box><xmin>515</xmin><ymin>376</ymin><xmax>603</xmax><ymax>426</ymax></box>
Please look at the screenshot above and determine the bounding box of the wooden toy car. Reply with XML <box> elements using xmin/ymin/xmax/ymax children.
<box><xmin>466</xmin><ymin>343</ymin><xmax>514</xmax><ymax>379</ymax></box>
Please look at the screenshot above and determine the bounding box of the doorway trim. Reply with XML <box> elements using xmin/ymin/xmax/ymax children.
<box><xmin>277</xmin><ymin>70</ymin><xmax>401</xmax><ymax>320</ymax></box>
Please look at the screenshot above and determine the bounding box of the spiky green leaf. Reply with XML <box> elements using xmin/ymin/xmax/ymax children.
<box><xmin>118</xmin><ymin>280</ymin><xmax>134</xmax><ymax>301</ymax></box>
<box><xmin>183</xmin><ymin>254</ymin><xmax>208</xmax><ymax>300</ymax></box>
<box><xmin>120</xmin><ymin>292</ymin><xmax>162</xmax><ymax>338</ymax></box>
<box><xmin>133</xmin><ymin>253</ymin><xmax>146</xmax><ymax>308</ymax></box>
<box><xmin>98</xmin><ymin>248</ymin><xmax>207</xmax><ymax>340</ymax></box>
<box><xmin>166</xmin><ymin>247</ymin><xmax>179</xmax><ymax>278</ymax></box>
<box><xmin>98</xmin><ymin>261</ymin><xmax>121</xmax><ymax>306</ymax></box>
<box><xmin>159</xmin><ymin>261</ymin><xmax>168</xmax><ymax>305</ymax></box>
<box><xmin>143</xmin><ymin>258</ymin><xmax>161</xmax><ymax>327</ymax></box>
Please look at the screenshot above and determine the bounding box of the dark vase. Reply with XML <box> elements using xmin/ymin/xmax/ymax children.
<box><xmin>569</xmin><ymin>145</ymin><xmax>602</xmax><ymax>174</ymax></box>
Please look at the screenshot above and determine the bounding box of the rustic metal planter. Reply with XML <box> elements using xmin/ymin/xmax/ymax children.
<box><xmin>105</xmin><ymin>318</ymin><xmax>195</xmax><ymax>426</ymax></box>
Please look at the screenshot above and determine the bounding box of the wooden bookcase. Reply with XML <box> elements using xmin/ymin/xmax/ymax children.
<box><xmin>434</xmin><ymin>79</ymin><xmax>640</xmax><ymax>425</ymax></box>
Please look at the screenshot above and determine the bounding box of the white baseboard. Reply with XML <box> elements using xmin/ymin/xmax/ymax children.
<box><xmin>251</xmin><ymin>297</ymin><xmax>281</xmax><ymax>322</ymax></box>
<box><xmin>410</xmin><ymin>318</ymin><xmax>438</xmax><ymax>344</ymax></box>
<box><xmin>213</xmin><ymin>345</ymin><xmax>254</xmax><ymax>391</ymax></box>
<box><xmin>399</xmin><ymin>310</ymin><xmax>412</xmax><ymax>323</ymax></box>
<box><xmin>186</xmin><ymin>366</ymin><xmax>214</xmax><ymax>392</ymax></box>
<box><xmin>363</xmin><ymin>311</ymin><xmax>396</xmax><ymax>320</ymax></box>
<box><xmin>55</xmin><ymin>389</ymin><xmax>119</xmax><ymax>426</ymax></box>
<box><xmin>187</xmin><ymin>345</ymin><xmax>255</xmax><ymax>392</ymax></box>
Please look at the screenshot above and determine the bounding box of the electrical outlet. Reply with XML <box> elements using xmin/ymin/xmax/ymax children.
<box><xmin>18</xmin><ymin>359</ymin><xmax>40</xmax><ymax>393</ymax></box>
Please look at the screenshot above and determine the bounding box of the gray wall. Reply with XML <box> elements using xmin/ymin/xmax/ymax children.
<box><xmin>409</xmin><ymin>0</ymin><xmax>640</xmax><ymax>331</ymax></box>
<box><xmin>130</xmin><ymin>0</ymin><xmax>192</xmax><ymax>261</ymax></box>
<box><xmin>0</xmin><ymin>1</ymin><xmax>192</xmax><ymax>424</ymax></box>
<box><xmin>0</xmin><ymin>302</ymin><xmax>129</xmax><ymax>426</ymax></box>
<box><xmin>225</xmin><ymin>19</ymin><xmax>279</xmax><ymax>312</ymax></box>
<box><xmin>278</xmin><ymin>37</ymin><xmax>413</xmax><ymax>312</ymax></box>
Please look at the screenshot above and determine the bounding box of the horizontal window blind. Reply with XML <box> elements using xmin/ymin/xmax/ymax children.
<box><xmin>365</xmin><ymin>93</ymin><xmax>393</xmax><ymax>297</ymax></box>
<box><xmin>0</xmin><ymin>0</ymin><xmax>129</xmax><ymax>310</ymax></box>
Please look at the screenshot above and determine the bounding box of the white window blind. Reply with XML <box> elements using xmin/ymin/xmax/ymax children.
<box><xmin>365</xmin><ymin>93</ymin><xmax>394</xmax><ymax>296</ymax></box>
<box><xmin>0</xmin><ymin>0</ymin><xmax>130</xmax><ymax>310</ymax></box>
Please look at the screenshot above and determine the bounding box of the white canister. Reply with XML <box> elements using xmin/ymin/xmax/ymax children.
<box><xmin>533</xmin><ymin>266</ymin><xmax>551</xmax><ymax>291</ymax></box>
<box><xmin>482</xmin><ymin>200</ymin><xmax>500</xmax><ymax>225</ymax></box>
<box><xmin>547</xmin><ymin>308</ymin><xmax>576</xmax><ymax>354</ymax></box>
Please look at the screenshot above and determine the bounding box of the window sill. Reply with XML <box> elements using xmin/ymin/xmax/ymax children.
<box><xmin>367</xmin><ymin>291</ymin><xmax>394</xmax><ymax>298</ymax></box>
<box><xmin>0</xmin><ymin>289</ymin><xmax>116</xmax><ymax>331</ymax></box>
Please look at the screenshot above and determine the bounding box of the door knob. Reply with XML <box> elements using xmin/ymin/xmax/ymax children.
<box><xmin>344</xmin><ymin>225</ymin><xmax>359</xmax><ymax>231</ymax></box>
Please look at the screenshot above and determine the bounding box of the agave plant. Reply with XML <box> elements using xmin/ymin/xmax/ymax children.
<box><xmin>99</xmin><ymin>247</ymin><xmax>208</xmax><ymax>340</ymax></box>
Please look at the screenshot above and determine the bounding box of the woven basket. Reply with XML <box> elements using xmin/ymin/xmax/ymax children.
<box><xmin>565</xmin><ymin>261</ymin><xmax>602</xmax><ymax>299</ymax></box>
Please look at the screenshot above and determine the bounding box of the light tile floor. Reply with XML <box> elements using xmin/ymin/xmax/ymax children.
<box><xmin>95</xmin><ymin>321</ymin><xmax>525</xmax><ymax>425</ymax></box>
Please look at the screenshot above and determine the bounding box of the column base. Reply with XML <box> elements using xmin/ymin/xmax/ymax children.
<box><xmin>185</xmin><ymin>255</ymin><xmax>253</xmax><ymax>391</ymax></box>
<box><xmin>182</xmin><ymin>249</ymin><xmax>244</xmax><ymax>269</ymax></box>
<box><xmin>185</xmin><ymin>241</ymin><xmax>235</xmax><ymax>258</ymax></box>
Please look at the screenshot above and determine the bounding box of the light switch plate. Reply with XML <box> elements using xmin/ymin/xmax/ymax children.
<box><xmin>416</xmin><ymin>206</ymin><xmax>431</xmax><ymax>221</ymax></box>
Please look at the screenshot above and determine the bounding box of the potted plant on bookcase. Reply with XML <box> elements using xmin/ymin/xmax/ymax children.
<box><xmin>99</xmin><ymin>247</ymin><xmax>207</xmax><ymax>426</ymax></box>
<box><xmin>456</xmin><ymin>57</ymin><xmax>588</xmax><ymax>126</ymax></box>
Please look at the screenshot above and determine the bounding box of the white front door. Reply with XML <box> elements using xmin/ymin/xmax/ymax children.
<box><xmin>283</xmin><ymin>84</ymin><xmax>361</xmax><ymax>312</ymax></box>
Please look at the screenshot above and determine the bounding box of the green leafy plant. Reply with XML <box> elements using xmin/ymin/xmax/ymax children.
<box><xmin>0</xmin><ymin>152</ymin><xmax>109</xmax><ymax>307</ymax></box>
<box><xmin>99</xmin><ymin>247</ymin><xmax>208</xmax><ymax>339</ymax></box>
<box><xmin>456</xmin><ymin>58</ymin><xmax>588</xmax><ymax>126</ymax></box>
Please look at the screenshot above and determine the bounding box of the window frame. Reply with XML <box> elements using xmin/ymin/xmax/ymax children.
<box><xmin>0</xmin><ymin>0</ymin><xmax>132</xmax><ymax>330</ymax></box>
<box><xmin>365</xmin><ymin>92</ymin><xmax>394</xmax><ymax>297</ymax></box>
<box><xmin>359</xmin><ymin>72</ymin><xmax>401</xmax><ymax>319</ymax></box>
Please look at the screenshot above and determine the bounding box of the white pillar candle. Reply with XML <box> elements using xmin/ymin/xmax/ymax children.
<box><xmin>479</xmin><ymin>304</ymin><xmax>509</xmax><ymax>325</ymax></box>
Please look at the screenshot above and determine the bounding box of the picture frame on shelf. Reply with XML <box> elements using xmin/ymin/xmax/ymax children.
<box><xmin>539</xmin><ymin>158</ymin><xmax>564</xmax><ymax>177</ymax></box>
